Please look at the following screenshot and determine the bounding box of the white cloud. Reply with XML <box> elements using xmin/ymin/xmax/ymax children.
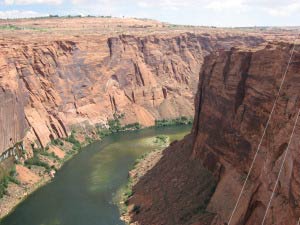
<box><xmin>2</xmin><ymin>0</ymin><xmax>300</xmax><ymax>17</ymax></box>
<box><xmin>4</xmin><ymin>0</ymin><xmax>62</xmax><ymax>5</ymax></box>
<box><xmin>204</xmin><ymin>0</ymin><xmax>300</xmax><ymax>16</ymax></box>
<box><xmin>70</xmin><ymin>0</ymin><xmax>120</xmax><ymax>5</ymax></box>
<box><xmin>0</xmin><ymin>0</ymin><xmax>299</xmax><ymax>24</ymax></box>
<box><xmin>70</xmin><ymin>0</ymin><xmax>198</xmax><ymax>10</ymax></box>
<box><xmin>136</xmin><ymin>0</ymin><xmax>195</xmax><ymax>9</ymax></box>
<box><xmin>264</xmin><ymin>2</ymin><xmax>300</xmax><ymax>16</ymax></box>
<box><xmin>61</xmin><ymin>0</ymin><xmax>300</xmax><ymax>17</ymax></box>
<box><xmin>205</xmin><ymin>0</ymin><xmax>248</xmax><ymax>12</ymax></box>
<box><xmin>0</xmin><ymin>10</ymin><xmax>47</xmax><ymax>18</ymax></box>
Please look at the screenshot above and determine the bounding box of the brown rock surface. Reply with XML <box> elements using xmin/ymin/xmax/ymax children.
<box><xmin>127</xmin><ymin>42</ymin><xmax>300</xmax><ymax>225</ymax></box>
<box><xmin>48</xmin><ymin>145</ymin><xmax>65</xmax><ymax>159</ymax></box>
<box><xmin>0</xmin><ymin>18</ymin><xmax>270</xmax><ymax>153</ymax></box>
<box><xmin>0</xmin><ymin>17</ymin><xmax>299</xmax><ymax>223</ymax></box>
<box><xmin>16</xmin><ymin>164</ymin><xmax>40</xmax><ymax>185</ymax></box>
<box><xmin>0</xmin><ymin>87</ymin><xmax>27</xmax><ymax>155</ymax></box>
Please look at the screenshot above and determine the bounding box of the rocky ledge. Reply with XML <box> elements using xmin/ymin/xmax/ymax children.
<box><xmin>0</xmin><ymin>30</ymin><xmax>266</xmax><ymax>155</ymax></box>
<box><xmin>125</xmin><ymin>42</ymin><xmax>300</xmax><ymax>225</ymax></box>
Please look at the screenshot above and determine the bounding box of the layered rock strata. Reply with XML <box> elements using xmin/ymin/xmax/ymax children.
<box><xmin>127</xmin><ymin>42</ymin><xmax>300</xmax><ymax>225</ymax></box>
<box><xmin>0</xmin><ymin>32</ymin><xmax>265</xmax><ymax>153</ymax></box>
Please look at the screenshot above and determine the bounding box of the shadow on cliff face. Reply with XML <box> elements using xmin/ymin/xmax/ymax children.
<box><xmin>127</xmin><ymin>134</ymin><xmax>217</xmax><ymax>225</ymax></box>
<box><xmin>127</xmin><ymin>43</ymin><xmax>300</xmax><ymax>225</ymax></box>
<box><xmin>0</xmin><ymin>30</ymin><xmax>267</xmax><ymax>154</ymax></box>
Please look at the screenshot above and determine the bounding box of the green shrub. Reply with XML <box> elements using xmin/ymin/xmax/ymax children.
<box><xmin>65</xmin><ymin>131</ymin><xmax>81</xmax><ymax>150</ymax></box>
<box><xmin>124</xmin><ymin>189</ymin><xmax>133</xmax><ymax>199</ymax></box>
<box><xmin>154</xmin><ymin>135</ymin><xmax>168</xmax><ymax>144</ymax></box>
<box><xmin>0</xmin><ymin>166</ymin><xmax>21</xmax><ymax>198</ymax></box>
<box><xmin>108</xmin><ymin>118</ymin><xmax>122</xmax><ymax>133</ymax></box>
<box><xmin>9</xmin><ymin>165</ymin><xmax>17</xmax><ymax>177</ymax></box>
<box><xmin>8</xmin><ymin>176</ymin><xmax>20</xmax><ymax>185</ymax></box>
<box><xmin>155</xmin><ymin>117</ymin><xmax>193</xmax><ymax>127</ymax></box>
<box><xmin>51</xmin><ymin>139</ymin><xmax>64</xmax><ymax>146</ymax></box>
<box><xmin>66</xmin><ymin>149</ymin><xmax>76</xmax><ymax>155</ymax></box>
<box><xmin>22</xmin><ymin>148</ymin><xmax>27</xmax><ymax>156</ymax></box>
<box><xmin>122</xmin><ymin>177</ymin><xmax>134</xmax><ymax>201</ymax></box>
<box><xmin>25</xmin><ymin>156</ymin><xmax>51</xmax><ymax>170</ymax></box>
<box><xmin>99</xmin><ymin>121</ymin><xmax>142</xmax><ymax>137</ymax></box>
<box><xmin>97</xmin><ymin>129</ymin><xmax>111</xmax><ymax>138</ymax></box>
<box><xmin>85</xmin><ymin>136</ymin><xmax>93</xmax><ymax>144</ymax></box>
<box><xmin>40</xmin><ymin>151</ymin><xmax>60</xmax><ymax>160</ymax></box>
<box><xmin>0</xmin><ymin>177</ymin><xmax>9</xmax><ymax>198</ymax></box>
<box><xmin>123</xmin><ymin>123</ymin><xmax>141</xmax><ymax>130</ymax></box>
<box><xmin>32</xmin><ymin>148</ymin><xmax>42</xmax><ymax>156</ymax></box>
<box><xmin>72</xmin><ymin>144</ymin><xmax>81</xmax><ymax>151</ymax></box>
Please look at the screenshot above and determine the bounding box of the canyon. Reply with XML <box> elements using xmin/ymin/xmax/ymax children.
<box><xmin>0</xmin><ymin>18</ymin><xmax>269</xmax><ymax>155</ymax></box>
<box><xmin>0</xmin><ymin>17</ymin><xmax>299</xmax><ymax>224</ymax></box>
<box><xmin>126</xmin><ymin>41</ymin><xmax>300</xmax><ymax>225</ymax></box>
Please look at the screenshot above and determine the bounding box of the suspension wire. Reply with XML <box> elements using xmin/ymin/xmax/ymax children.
<box><xmin>261</xmin><ymin>107</ymin><xmax>300</xmax><ymax>225</ymax></box>
<box><xmin>227</xmin><ymin>32</ymin><xmax>300</xmax><ymax>225</ymax></box>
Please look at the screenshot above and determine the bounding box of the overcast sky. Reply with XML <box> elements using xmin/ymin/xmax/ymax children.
<box><xmin>0</xmin><ymin>0</ymin><xmax>299</xmax><ymax>27</ymax></box>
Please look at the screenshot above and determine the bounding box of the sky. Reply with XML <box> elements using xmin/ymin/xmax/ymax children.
<box><xmin>0</xmin><ymin>0</ymin><xmax>300</xmax><ymax>27</ymax></box>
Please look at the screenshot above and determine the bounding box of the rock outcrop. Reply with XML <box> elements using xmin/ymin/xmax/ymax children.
<box><xmin>127</xmin><ymin>42</ymin><xmax>300</xmax><ymax>225</ymax></box>
<box><xmin>0</xmin><ymin>89</ymin><xmax>27</xmax><ymax>156</ymax></box>
<box><xmin>0</xmin><ymin>48</ymin><xmax>27</xmax><ymax>156</ymax></box>
<box><xmin>0</xmin><ymin>31</ymin><xmax>265</xmax><ymax>153</ymax></box>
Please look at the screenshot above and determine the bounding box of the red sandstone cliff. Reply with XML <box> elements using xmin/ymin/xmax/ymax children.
<box><xmin>0</xmin><ymin>54</ymin><xmax>27</xmax><ymax>155</ymax></box>
<box><xmin>127</xmin><ymin>42</ymin><xmax>300</xmax><ymax>225</ymax></box>
<box><xmin>0</xmin><ymin>32</ymin><xmax>265</xmax><ymax>153</ymax></box>
<box><xmin>0</xmin><ymin>18</ymin><xmax>299</xmax><ymax>223</ymax></box>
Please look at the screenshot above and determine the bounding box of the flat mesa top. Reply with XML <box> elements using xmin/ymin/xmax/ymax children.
<box><xmin>0</xmin><ymin>17</ymin><xmax>298</xmax><ymax>42</ymax></box>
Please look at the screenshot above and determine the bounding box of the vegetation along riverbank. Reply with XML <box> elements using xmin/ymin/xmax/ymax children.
<box><xmin>0</xmin><ymin>116</ymin><xmax>192</xmax><ymax>219</ymax></box>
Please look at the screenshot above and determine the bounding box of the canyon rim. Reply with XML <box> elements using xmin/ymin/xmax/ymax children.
<box><xmin>0</xmin><ymin>16</ymin><xmax>299</xmax><ymax>225</ymax></box>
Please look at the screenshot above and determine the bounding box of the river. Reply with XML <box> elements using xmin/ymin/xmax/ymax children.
<box><xmin>1</xmin><ymin>125</ymin><xmax>191</xmax><ymax>225</ymax></box>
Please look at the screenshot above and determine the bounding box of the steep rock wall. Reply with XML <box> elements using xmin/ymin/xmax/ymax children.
<box><xmin>0</xmin><ymin>47</ymin><xmax>27</xmax><ymax>155</ymax></box>
<box><xmin>0</xmin><ymin>33</ymin><xmax>265</xmax><ymax>152</ymax></box>
<box><xmin>0</xmin><ymin>89</ymin><xmax>26</xmax><ymax>156</ymax></box>
<box><xmin>127</xmin><ymin>42</ymin><xmax>300</xmax><ymax>225</ymax></box>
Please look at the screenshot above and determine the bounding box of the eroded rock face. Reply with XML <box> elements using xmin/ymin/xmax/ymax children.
<box><xmin>0</xmin><ymin>32</ymin><xmax>265</xmax><ymax>152</ymax></box>
<box><xmin>128</xmin><ymin>43</ymin><xmax>300</xmax><ymax>225</ymax></box>
<box><xmin>0</xmin><ymin>81</ymin><xmax>27</xmax><ymax>155</ymax></box>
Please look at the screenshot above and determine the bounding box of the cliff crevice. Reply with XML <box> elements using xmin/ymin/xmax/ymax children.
<box><xmin>0</xmin><ymin>32</ymin><xmax>265</xmax><ymax>153</ymax></box>
<box><xmin>127</xmin><ymin>43</ymin><xmax>300</xmax><ymax>225</ymax></box>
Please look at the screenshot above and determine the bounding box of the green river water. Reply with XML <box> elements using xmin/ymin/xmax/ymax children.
<box><xmin>1</xmin><ymin>125</ymin><xmax>191</xmax><ymax>225</ymax></box>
